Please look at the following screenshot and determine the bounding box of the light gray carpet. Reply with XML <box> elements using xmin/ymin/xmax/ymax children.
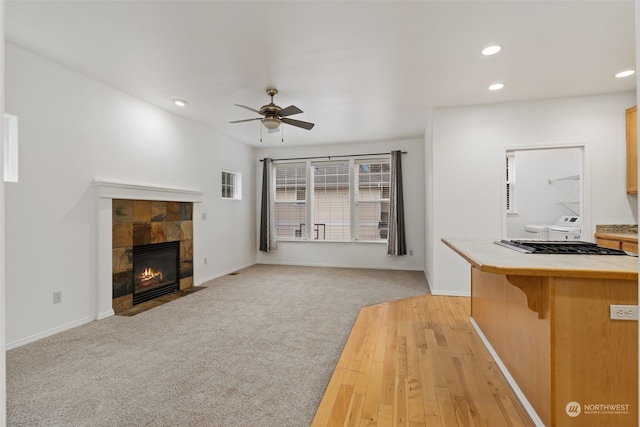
<box><xmin>7</xmin><ymin>264</ymin><xmax>429</xmax><ymax>427</ymax></box>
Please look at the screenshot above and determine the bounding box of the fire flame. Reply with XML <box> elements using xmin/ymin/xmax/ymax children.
<box><xmin>138</xmin><ymin>268</ymin><xmax>163</xmax><ymax>287</ymax></box>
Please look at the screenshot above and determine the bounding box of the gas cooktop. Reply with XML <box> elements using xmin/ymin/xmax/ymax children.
<box><xmin>495</xmin><ymin>240</ymin><xmax>628</xmax><ymax>255</ymax></box>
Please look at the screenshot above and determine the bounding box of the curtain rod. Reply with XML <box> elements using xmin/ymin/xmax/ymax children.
<box><xmin>259</xmin><ymin>151</ymin><xmax>407</xmax><ymax>162</ymax></box>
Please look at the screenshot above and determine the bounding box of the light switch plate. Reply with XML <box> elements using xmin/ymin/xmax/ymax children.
<box><xmin>610</xmin><ymin>305</ymin><xmax>639</xmax><ymax>320</ymax></box>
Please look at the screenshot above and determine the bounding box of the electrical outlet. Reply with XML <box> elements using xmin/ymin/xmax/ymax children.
<box><xmin>53</xmin><ymin>291</ymin><xmax>62</xmax><ymax>304</ymax></box>
<box><xmin>201</xmin><ymin>212</ymin><xmax>207</xmax><ymax>220</ymax></box>
<box><xmin>409</xmin><ymin>249</ymin><xmax>414</xmax><ymax>256</ymax></box>
<box><xmin>203</xmin><ymin>257</ymin><xmax>208</xmax><ymax>265</ymax></box>
<box><xmin>610</xmin><ymin>304</ymin><xmax>639</xmax><ymax>320</ymax></box>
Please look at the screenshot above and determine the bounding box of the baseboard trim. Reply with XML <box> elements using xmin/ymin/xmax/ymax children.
<box><xmin>430</xmin><ymin>289</ymin><xmax>470</xmax><ymax>297</ymax></box>
<box><xmin>195</xmin><ymin>262</ymin><xmax>257</xmax><ymax>286</ymax></box>
<box><xmin>255</xmin><ymin>260</ymin><xmax>425</xmax><ymax>272</ymax></box>
<box><xmin>470</xmin><ymin>317</ymin><xmax>546</xmax><ymax>427</ymax></box>
<box><xmin>96</xmin><ymin>309</ymin><xmax>114</xmax><ymax>320</ymax></box>
<box><xmin>6</xmin><ymin>315</ymin><xmax>96</xmax><ymax>350</ymax></box>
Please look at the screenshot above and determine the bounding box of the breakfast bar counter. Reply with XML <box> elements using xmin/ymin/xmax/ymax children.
<box><xmin>442</xmin><ymin>237</ymin><xmax>638</xmax><ymax>280</ymax></box>
<box><xmin>442</xmin><ymin>238</ymin><xmax>638</xmax><ymax>427</ymax></box>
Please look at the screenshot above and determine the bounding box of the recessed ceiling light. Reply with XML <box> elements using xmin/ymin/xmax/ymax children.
<box><xmin>173</xmin><ymin>99</ymin><xmax>187</xmax><ymax>107</ymax></box>
<box><xmin>615</xmin><ymin>70</ymin><xmax>635</xmax><ymax>78</ymax></box>
<box><xmin>482</xmin><ymin>45</ymin><xmax>502</xmax><ymax>56</ymax></box>
<box><xmin>489</xmin><ymin>83</ymin><xmax>505</xmax><ymax>91</ymax></box>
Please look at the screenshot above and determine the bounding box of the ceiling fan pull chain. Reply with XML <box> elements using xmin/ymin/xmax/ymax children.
<box><xmin>260</xmin><ymin>122</ymin><xmax>263</xmax><ymax>142</ymax></box>
<box><xmin>281</xmin><ymin>124</ymin><xmax>284</xmax><ymax>143</ymax></box>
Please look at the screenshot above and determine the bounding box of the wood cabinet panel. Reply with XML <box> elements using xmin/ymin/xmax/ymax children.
<box><xmin>552</xmin><ymin>277</ymin><xmax>638</xmax><ymax>426</ymax></box>
<box><xmin>626</xmin><ymin>105</ymin><xmax>637</xmax><ymax>194</ymax></box>
<box><xmin>595</xmin><ymin>233</ymin><xmax>638</xmax><ymax>253</ymax></box>
<box><xmin>472</xmin><ymin>267</ymin><xmax>552</xmax><ymax>426</ymax></box>
<box><xmin>596</xmin><ymin>238</ymin><xmax>622</xmax><ymax>250</ymax></box>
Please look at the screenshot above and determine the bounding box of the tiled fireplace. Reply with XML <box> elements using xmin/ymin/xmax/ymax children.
<box><xmin>112</xmin><ymin>199</ymin><xmax>194</xmax><ymax>312</ymax></box>
<box><xmin>94</xmin><ymin>180</ymin><xmax>203</xmax><ymax>320</ymax></box>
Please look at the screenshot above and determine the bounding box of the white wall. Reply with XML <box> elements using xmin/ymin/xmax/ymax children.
<box><xmin>507</xmin><ymin>147</ymin><xmax>582</xmax><ymax>238</ymax></box>
<box><xmin>255</xmin><ymin>139</ymin><xmax>425</xmax><ymax>271</ymax></box>
<box><xmin>4</xmin><ymin>44</ymin><xmax>256</xmax><ymax>348</ymax></box>
<box><xmin>424</xmin><ymin>111</ymin><xmax>434</xmax><ymax>289</ymax></box>
<box><xmin>429</xmin><ymin>91</ymin><xmax>637</xmax><ymax>295</ymax></box>
<box><xmin>0</xmin><ymin>2</ymin><xmax>7</xmax><ymax>424</ymax></box>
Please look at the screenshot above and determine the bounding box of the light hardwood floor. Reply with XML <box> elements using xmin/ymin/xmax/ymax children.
<box><xmin>311</xmin><ymin>294</ymin><xmax>535</xmax><ymax>427</ymax></box>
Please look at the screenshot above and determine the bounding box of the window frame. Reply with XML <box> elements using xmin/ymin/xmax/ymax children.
<box><xmin>221</xmin><ymin>169</ymin><xmax>242</xmax><ymax>200</ymax></box>
<box><xmin>3</xmin><ymin>113</ymin><xmax>18</xmax><ymax>183</ymax></box>
<box><xmin>273</xmin><ymin>162</ymin><xmax>308</xmax><ymax>240</ymax></box>
<box><xmin>354</xmin><ymin>158</ymin><xmax>391</xmax><ymax>242</ymax></box>
<box><xmin>310</xmin><ymin>159</ymin><xmax>351</xmax><ymax>242</ymax></box>
<box><xmin>272</xmin><ymin>155</ymin><xmax>390</xmax><ymax>244</ymax></box>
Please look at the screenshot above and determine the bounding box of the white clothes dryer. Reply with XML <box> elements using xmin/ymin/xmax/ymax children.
<box><xmin>549</xmin><ymin>216</ymin><xmax>581</xmax><ymax>241</ymax></box>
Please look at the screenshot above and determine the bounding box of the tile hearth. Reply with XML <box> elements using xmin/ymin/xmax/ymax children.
<box><xmin>114</xmin><ymin>286</ymin><xmax>205</xmax><ymax>316</ymax></box>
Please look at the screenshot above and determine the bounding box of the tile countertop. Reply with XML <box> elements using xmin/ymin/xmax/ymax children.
<box><xmin>442</xmin><ymin>237</ymin><xmax>638</xmax><ymax>281</ymax></box>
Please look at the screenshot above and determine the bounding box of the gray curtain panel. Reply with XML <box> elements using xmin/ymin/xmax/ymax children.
<box><xmin>388</xmin><ymin>150</ymin><xmax>407</xmax><ymax>255</ymax></box>
<box><xmin>259</xmin><ymin>158</ymin><xmax>277</xmax><ymax>252</ymax></box>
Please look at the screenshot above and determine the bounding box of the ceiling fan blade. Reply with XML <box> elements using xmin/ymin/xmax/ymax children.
<box><xmin>234</xmin><ymin>104</ymin><xmax>262</xmax><ymax>114</ymax></box>
<box><xmin>229</xmin><ymin>118</ymin><xmax>262</xmax><ymax>124</ymax></box>
<box><xmin>278</xmin><ymin>105</ymin><xmax>303</xmax><ymax>117</ymax></box>
<box><xmin>281</xmin><ymin>117</ymin><xmax>315</xmax><ymax>130</ymax></box>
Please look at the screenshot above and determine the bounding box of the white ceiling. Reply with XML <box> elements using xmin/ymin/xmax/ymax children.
<box><xmin>5</xmin><ymin>1</ymin><xmax>637</xmax><ymax>148</ymax></box>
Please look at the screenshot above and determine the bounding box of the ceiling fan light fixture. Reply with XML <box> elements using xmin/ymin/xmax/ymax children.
<box><xmin>230</xmin><ymin>89</ymin><xmax>314</xmax><ymax>134</ymax></box>
<box><xmin>262</xmin><ymin>117</ymin><xmax>281</xmax><ymax>130</ymax></box>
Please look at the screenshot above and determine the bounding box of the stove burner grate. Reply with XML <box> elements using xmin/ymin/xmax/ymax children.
<box><xmin>495</xmin><ymin>240</ymin><xmax>628</xmax><ymax>255</ymax></box>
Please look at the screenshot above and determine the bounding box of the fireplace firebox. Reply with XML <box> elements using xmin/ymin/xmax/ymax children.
<box><xmin>132</xmin><ymin>241</ymin><xmax>180</xmax><ymax>305</ymax></box>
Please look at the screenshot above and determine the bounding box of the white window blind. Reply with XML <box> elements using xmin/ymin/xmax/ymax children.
<box><xmin>274</xmin><ymin>163</ymin><xmax>307</xmax><ymax>239</ymax></box>
<box><xmin>354</xmin><ymin>159</ymin><xmax>390</xmax><ymax>241</ymax></box>
<box><xmin>506</xmin><ymin>152</ymin><xmax>515</xmax><ymax>213</ymax></box>
<box><xmin>311</xmin><ymin>161</ymin><xmax>350</xmax><ymax>241</ymax></box>
<box><xmin>270</xmin><ymin>154</ymin><xmax>393</xmax><ymax>243</ymax></box>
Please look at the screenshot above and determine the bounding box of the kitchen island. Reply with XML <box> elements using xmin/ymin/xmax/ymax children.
<box><xmin>443</xmin><ymin>238</ymin><xmax>638</xmax><ymax>427</ymax></box>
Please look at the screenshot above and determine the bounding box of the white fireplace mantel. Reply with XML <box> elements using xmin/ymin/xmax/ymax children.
<box><xmin>94</xmin><ymin>179</ymin><xmax>204</xmax><ymax>320</ymax></box>
<box><xmin>93</xmin><ymin>179</ymin><xmax>204</xmax><ymax>203</ymax></box>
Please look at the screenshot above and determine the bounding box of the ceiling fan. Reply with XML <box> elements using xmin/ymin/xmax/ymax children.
<box><xmin>230</xmin><ymin>89</ymin><xmax>315</xmax><ymax>132</ymax></box>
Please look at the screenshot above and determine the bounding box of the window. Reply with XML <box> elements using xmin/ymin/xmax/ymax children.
<box><xmin>354</xmin><ymin>160</ymin><xmax>390</xmax><ymax>241</ymax></box>
<box><xmin>4</xmin><ymin>113</ymin><xmax>18</xmax><ymax>183</ymax></box>
<box><xmin>273</xmin><ymin>155</ymin><xmax>391</xmax><ymax>242</ymax></box>
<box><xmin>312</xmin><ymin>161</ymin><xmax>350</xmax><ymax>240</ymax></box>
<box><xmin>274</xmin><ymin>163</ymin><xmax>307</xmax><ymax>239</ymax></box>
<box><xmin>506</xmin><ymin>152</ymin><xmax>515</xmax><ymax>213</ymax></box>
<box><xmin>221</xmin><ymin>170</ymin><xmax>241</xmax><ymax>199</ymax></box>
